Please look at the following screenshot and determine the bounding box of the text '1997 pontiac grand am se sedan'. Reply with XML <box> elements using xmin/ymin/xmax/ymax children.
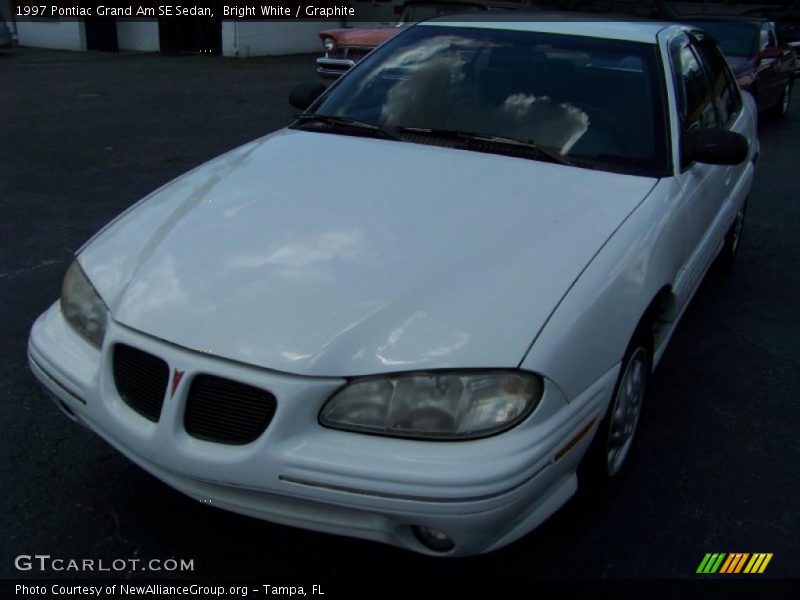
<box><xmin>29</xmin><ymin>17</ymin><xmax>757</xmax><ymax>556</ymax></box>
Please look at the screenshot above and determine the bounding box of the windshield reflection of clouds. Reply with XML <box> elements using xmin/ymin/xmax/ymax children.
<box><xmin>355</xmin><ymin>36</ymin><xmax>591</xmax><ymax>155</ymax></box>
<box><xmin>315</xmin><ymin>27</ymin><xmax>666</xmax><ymax>171</ymax></box>
<box><xmin>380</xmin><ymin>53</ymin><xmax>467</xmax><ymax>124</ymax></box>
<box><xmin>498</xmin><ymin>94</ymin><xmax>589</xmax><ymax>154</ymax></box>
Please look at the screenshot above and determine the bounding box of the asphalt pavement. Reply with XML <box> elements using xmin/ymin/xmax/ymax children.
<box><xmin>1</xmin><ymin>47</ymin><xmax>798</xmax><ymax>582</ymax></box>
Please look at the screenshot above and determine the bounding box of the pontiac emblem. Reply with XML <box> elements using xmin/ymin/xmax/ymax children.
<box><xmin>171</xmin><ymin>370</ymin><xmax>185</xmax><ymax>398</ymax></box>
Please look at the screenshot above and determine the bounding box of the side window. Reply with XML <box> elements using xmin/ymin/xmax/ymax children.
<box><xmin>670</xmin><ymin>38</ymin><xmax>717</xmax><ymax>132</ymax></box>
<box><xmin>693</xmin><ymin>41</ymin><xmax>741</xmax><ymax>127</ymax></box>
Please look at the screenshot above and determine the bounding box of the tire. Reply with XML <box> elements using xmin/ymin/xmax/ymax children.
<box><xmin>579</xmin><ymin>326</ymin><xmax>652</xmax><ymax>492</ymax></box>
<box><xmin>767</xmin><ymin>81</ymin><xmax>792</xmax><ymax>120</ymax></box>
<box><xmin>718</xmin><ymin>198</ymin><xmax>747</xmax><ymax>268</ymax></box>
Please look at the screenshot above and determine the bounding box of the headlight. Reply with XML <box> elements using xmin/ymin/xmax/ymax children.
<box><xmin>320</xmin><ymin>371</ymin><xmax>543</xmax><ymax>440</ymax></box>
<box><xmin>60</xmin><ymin>260</ymin><xmax>108</xmax><ymax>348</ymax></box>
<box><xmin>322</xmin><ymin>37</ymin><xmax>335</xmax><ymax>52</ymax></box>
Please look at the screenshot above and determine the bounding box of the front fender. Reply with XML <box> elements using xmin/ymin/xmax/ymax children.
<box><xmin>520</xmin><ymin>178</ymin><xmax>685</xmax><ymax>401</ymax></box>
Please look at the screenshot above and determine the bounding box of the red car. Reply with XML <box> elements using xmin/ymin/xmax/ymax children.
<box><xmin>682</xmin><ymin>16</ymin><xmax>796</xmax><ymax>118</ymax></box>
<box><xmin>316</xmin><ymin>1</ymin><xmax>529</xmax><ymax>78</ymax></box>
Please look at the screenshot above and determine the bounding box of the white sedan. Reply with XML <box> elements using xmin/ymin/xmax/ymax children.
<box><xmin>29</xmin><ymin>18</ymin><xmax>757</xmax><ymax>556</ymax></box>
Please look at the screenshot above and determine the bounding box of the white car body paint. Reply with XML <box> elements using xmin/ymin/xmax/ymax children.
<box><xmin>28</xmin><ymin>21</ymin><xmax>757</xmax><ymax>556</ymax></box>
<box><xmin>78</xmin><ymin>130</ymin><xmax>658</xmax><ymax>377</ymax></box>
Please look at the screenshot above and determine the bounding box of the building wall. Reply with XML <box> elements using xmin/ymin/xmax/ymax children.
<box><xmin>116</xmin><ymin>21</ymin><xmax>159</xmax><ymax>52</ymax></box>
<box><xmin>16</xmin><ymin>19</ymin><xmax>85</xmax><ymax>51</ymax></box>
<box><xmin>222</xmin><ymin>21</ymin><xmax>342</xmax><ymax>57</ymax></box>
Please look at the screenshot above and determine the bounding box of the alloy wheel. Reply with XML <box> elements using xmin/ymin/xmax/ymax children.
<box><xmin>606</xmin><ymin>346</ymin><xmax>648</xmax><ymax>476</ymax></box>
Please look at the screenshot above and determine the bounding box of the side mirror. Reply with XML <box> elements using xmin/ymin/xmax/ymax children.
<box><xmin>684</xmin><ymin>128</ymin><xmax>749</xmax><ymax>166</ymax></box>
<box><xmin>759</xmin><ymin>46</ymin><xmax>782</xmax><ymax>60</ymax></box>
<box><xmin>289</xmin><ymin>82</ymin><xmax>327</xmax><ymax>110</ymax></box>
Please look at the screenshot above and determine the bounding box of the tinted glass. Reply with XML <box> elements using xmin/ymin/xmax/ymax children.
<box><xmin>313</xmin><ymin>25</ymin><xmax>668</xmax><ymax>175</ymax></box>
<box><xmin>683</xmin><ymin>21</ymin><xmax>758</xmax><ymax>57</ymax></box>
<box><xmin>693</xmin><ymin>41</ymin><xmax>741</xmax><ymax>126</ymax></box>
<box><xmin>671</xmin><ymin>41</ymin><xmax>717</xmax><ymax>131</ymax></box>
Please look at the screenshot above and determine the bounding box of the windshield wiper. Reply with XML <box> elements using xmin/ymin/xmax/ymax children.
<box><xmin>294</xmin><ymin>114</ymin><xmax>400</xmax><ymax>141</ymax></box>
<box><xmin>395</xmin><ymin>126</ymin><xmax>570</xmax><ymax>166</ymax></box>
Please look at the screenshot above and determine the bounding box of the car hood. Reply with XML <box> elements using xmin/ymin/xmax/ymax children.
<box><xmin>80</xmin><ymin>130</ymin><xmax>657</xmax><ymax>377</ymax></box>
<box><xmin>320</xmin><ymin>27</ymin><xmax>402</xmax><ymax>47</ymax></box>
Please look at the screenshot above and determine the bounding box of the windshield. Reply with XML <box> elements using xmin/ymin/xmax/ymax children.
<box><xmin>310</xmin><ymin>25</ymin><xmax>669</xmax><ymax>176</ymax></box>
<box><xmin>684</xmin><ymin>21</ymin><xmax>758</xmax><ymax>57</ymax></box>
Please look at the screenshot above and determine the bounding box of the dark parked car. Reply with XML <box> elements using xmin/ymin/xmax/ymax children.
<box><xmin>741</xmin><ymin>4</ymin><xmax>800</xmax><ymax>75</ymax></box>
<box><xmin>681</xmin><ymin>16</ymin><xmax>796</xmax><ymax>118</ymax></box>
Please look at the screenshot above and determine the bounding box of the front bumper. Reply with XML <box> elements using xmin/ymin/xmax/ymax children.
<box><xmin>315</xmin><ymin>57</ymin><xmax>354</xmax><ymax>78</ymax></box>
<box><xmin>28</xmin><ymin>301</ymin><xmax>617</xmax><ymax>556</ymax></box>
<box><xmin>315</xmin><ymin>47</ymin><xmax>373</xmax><ymax>78</ymax></box>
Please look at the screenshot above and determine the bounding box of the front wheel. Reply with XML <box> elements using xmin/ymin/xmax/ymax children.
<box><xmin>718</xmin><ymin>198</ymin><xmax>747</xmax><ymax>268</ymax></box>
<box><xmin>605</xmin><ymin>346</ymin><xmax>649</xmax><ymax>476</ymax></box>
<box><xmin>579</xmin><ymin>329</ymin><xmax>651</xmax><ymax>489</ymax></box>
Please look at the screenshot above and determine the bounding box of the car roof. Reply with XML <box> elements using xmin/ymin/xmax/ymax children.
<box><xmin>422</xmin><ymin>12</ymin><xmax>672</xmax><ymax>43</ymax></box>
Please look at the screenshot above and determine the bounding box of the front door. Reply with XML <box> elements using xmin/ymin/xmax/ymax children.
<box><xmin>669</xmin><ymin>34</ymin><xmax>730</xmax><ymax>292</ymax></box>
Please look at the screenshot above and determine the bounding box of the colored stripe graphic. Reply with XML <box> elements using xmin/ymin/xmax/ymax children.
<box><xmin>697</xmin><ymin>553</ymin><xmax>727</xmax><ymax>573</ymax></box>
<box><xmin>696</xmin><ymin>553</ymin><xmax>713</xmax><ymax>573</ymax></box>
<box><xmin>719</xmin><ymin>554</ymin><xmax>735</xmax><ymax>574</ymax></box>
<box><xmin>744</xmin><ymin>553</ymin><xmax>773</xmax><ymax>574</ymax></box>
<box><xmin>733</xmin><ymin>553</ymin><xmax>750</xmax><ymax>573</ymax></box>
<box><xmin>710</xmin><ymin>553</ymin><xmax>726</xmax><ymax>573</ymax></box>
<box><xmin>720</xmin><ymin>553</ymin><xmax>749</xmax><ymax>573</ymax></box>
<box><xmin>759</xmin><ymin>554</ymin><xmax>774</xmax><ymax>573</ymax></box>
<box><xmin>698</xmin><ymin>552</ymin><xmax>773</xmax><ymax>574</ymax></box>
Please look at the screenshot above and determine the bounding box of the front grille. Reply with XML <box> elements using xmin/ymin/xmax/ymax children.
<box><xmin>326</xmin><ymin>46</ymin><xmax>372</xmax><ymax>62</ymax></box>
<box><xmin>113</xmin><ymin>344</ymin><xmax>169</xmax><ymax>422</ymax></box>
<box><xmin>184</xmin><ymin>375</ymin><xmax>276</xmax><ymax>445</ymax></box>
<box><xmin>346</xmin><ymin>47</ymin><xmax>372</xmax><ymax>62</ymax></box>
